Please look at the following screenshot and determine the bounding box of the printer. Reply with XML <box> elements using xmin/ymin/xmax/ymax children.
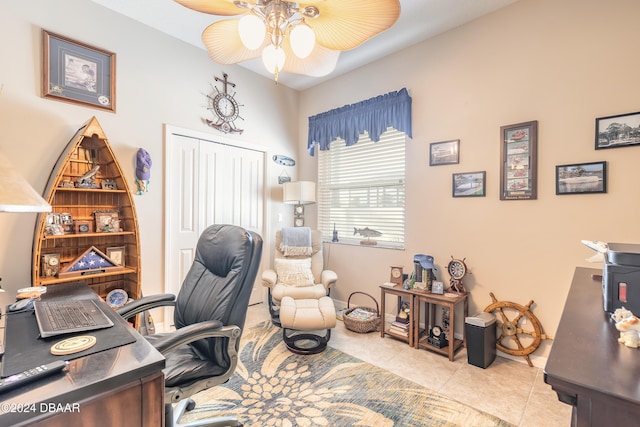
<box><xmin>603</xmin><ymin>243</ymin><xmax>640</xmax><ymax>313</ymax></box>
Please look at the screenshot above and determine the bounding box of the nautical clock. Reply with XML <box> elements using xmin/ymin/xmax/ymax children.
<box><xmin>447</xmin><ymin>256</ymin><xmax>468</xmax><ymax>293</ymax></box>
<box><xmin>390</xmin><ymin>266</ymin><xmax>403</xmax><ymax>286</ymax></box>
<box><xmin>205</xmin><ymin>73</ymin><xmax>243</xmax><ymax>134</ymax></box>
<box><xmin>428</xmin><ymin>325</ymin><xmax>448</xmax><ymax>348</ymax></box>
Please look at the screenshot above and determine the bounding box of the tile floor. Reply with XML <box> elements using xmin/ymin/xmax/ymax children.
<box><xmin>244</xmin><ymin>303</ymin><xmax>572</xmax><ymax>427</ymax></box>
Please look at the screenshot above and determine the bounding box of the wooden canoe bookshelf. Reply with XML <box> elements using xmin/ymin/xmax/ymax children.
<box><xmin>32</xmin><ymin>117</ymin><xmax>141</xmax><ymax>326</ymax></box>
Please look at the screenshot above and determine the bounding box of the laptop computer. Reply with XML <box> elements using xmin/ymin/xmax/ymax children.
<box><xmin>34</xmin><ymin>299</ymin><xmax>114</xmax><ymax>338</ymax></box>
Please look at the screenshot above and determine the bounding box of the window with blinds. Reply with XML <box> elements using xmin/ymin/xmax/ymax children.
<box><xmin>317</xmin><ymin>128</ymin><xmax>406</xmax><ymax>249</ymax></box>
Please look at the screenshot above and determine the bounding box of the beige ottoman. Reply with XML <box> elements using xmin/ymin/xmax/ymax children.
<box><xmin>280</xmin><ymin>296</ymin><xmax>337</xmax><ymax>354</ymax></box>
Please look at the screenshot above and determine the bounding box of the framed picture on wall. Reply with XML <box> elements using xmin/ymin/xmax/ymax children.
<box><xmin>595</xmin><ymin>111</ymin><xmax>640</xmax><ymax>149</ymax></box>
<box><xmin>556</xmin><ymin>161</ymin><xmax>607</xmax><ymax>195</ymax></box>
<box><xmin>500</xmin><ymin>121</ymin><xmax>538</xmax><ymax>200</ymax></box>
<box><xmin>429</xmin><ymin>139</ymin><xmax>460</xmax><ymax>166</ymax></box>
<box><xmin>42</xmin><ymin>29</ymin><xmax>116</xmax><ymax>112</ymax></box>
<box><xmin>452</xmin><ymin>171</ymin><xmax>486</xmax><ymax>197</ymax></box>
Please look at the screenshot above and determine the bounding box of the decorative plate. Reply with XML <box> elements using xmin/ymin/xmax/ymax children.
<box><xmin>106</xmin><ymin>288</ymin><xmax>128</xmax><ymax>309</ymax></box>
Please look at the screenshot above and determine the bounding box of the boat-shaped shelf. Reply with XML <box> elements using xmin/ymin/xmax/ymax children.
<box><xmin>32</xmin><ymin>117</ymin><xmax>141</xmax><ymax>324</ymax></box>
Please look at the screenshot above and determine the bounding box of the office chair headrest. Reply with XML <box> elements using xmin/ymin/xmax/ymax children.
<box><xmin>196</xmin><ymin>224</ymin><xmax>252</xmax><ymax>278</ymax></box>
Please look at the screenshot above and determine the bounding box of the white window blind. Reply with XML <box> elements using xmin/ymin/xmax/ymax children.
<box><xmin>318</xmin><ymin>128</ymin><xmax>406</xmax><ymax>249</ymax></box>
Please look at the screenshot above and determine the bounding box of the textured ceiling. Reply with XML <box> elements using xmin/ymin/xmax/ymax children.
<box><xmin>90</xmin><ymin>0</ymin><xmax>520</xmax><ymax>90</ymax></box>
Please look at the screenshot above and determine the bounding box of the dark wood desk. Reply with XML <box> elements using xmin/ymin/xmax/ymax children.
<box><xmin>0</xmin><ymin>290</ymin><xmax>11</xmax><ymax>356</ymax></box>
<box><xmin>544</xmin><ymin>267</ymin><xmax>640</xmax><ymax>426</ymax></box>
<box><xmin>0</xmin><ymin>283</ymin><xmax>165</xmax><ymax>426</ymax></box>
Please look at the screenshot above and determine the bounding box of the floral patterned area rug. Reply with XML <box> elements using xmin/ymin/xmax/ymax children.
<box><xmin>179</xmin><ymin>321</ymin><xmax>514</xmax><ymax>426</ymax></box>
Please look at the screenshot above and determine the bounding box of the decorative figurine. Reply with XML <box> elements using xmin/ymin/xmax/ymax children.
<box><xmin>403</xmin><ymin>272</ymin><xmax>414</xmax><ymax>290</ymax></box>
<box><xmin>332</xmin><ymin>223</ymin><xmax>339</xmax><ymax>242</ymax></box>
<box><xmin>616</xmin><ymin>315</ymin><xmax>640</xmax><ymax>348</ymax></box>
<box><xmin>354</xmin><ymin>227</ymin><xmax>382</xmax><ymax>245</ymax></box>
<box><xmin>613</xmin><ymin>307</ymin><xmax>640</xmax><ymax>348</ymax></box>
<box><xmin>77</xmin><ymin>165</ymin><xmax>100</xmax><ymax>188</ymax></box>
<box><xmin>135</xmin><ymin>148</ymin><xmax>152</xmax><ymax>195</ymax></box>
<box><xmin>612</xmin><ymin>306</ymin><xmax>634</xmax><ymax>323</ymax></box>
<box><xmin>273</xmin><ymin>154</ymin><xmax>295</xmax><ymax>166</ymax></box>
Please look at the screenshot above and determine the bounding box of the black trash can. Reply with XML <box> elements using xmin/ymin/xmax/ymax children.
<box><xmin>465</xmin><ymin>312</ymin><xmax>496</xmax><ymax>368</ymax></box>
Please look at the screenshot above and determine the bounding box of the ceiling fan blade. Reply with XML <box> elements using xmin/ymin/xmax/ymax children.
<box><xmin>281</xmin><ymin>39</ymin><xmax>340</xmax><ymax>77</ymax></box>
<box><xmin>173</xmin><ymin>0</ymin><xmax>246</xmax><ymax>16</ymax></box>
<box><xmin>202</xmin><ymin>20</ymin><xmax>262</xmax><ymax>64</ymax></box>
<box><xmin>302</xmin><ymin>0</ymin><xmax>401</xmax><ymax>51</ymax></box>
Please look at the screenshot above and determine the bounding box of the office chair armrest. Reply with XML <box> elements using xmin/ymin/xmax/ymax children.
<box><xmin>151</xmin><ymin>320</ymin><xmax>234</xmax><ymax>355</ymax></box>
<box><xmin>321</xmin><ymin>269</ymin><xmax>338</xmax><ymax>289</ymax></box>
<box><xmin>262</xmin><ymin>269</ymin><xmax>277</xmax><ymax>288</ymax></box>
<box><xmin>116</xmin><ymin>293</ymin><xmax>176</xmax><ymax>320</ymax></box>
<box><xmin>162</xmin><ymin>323</ymin><xmax>242</xmax><ymax>404</ymax></box>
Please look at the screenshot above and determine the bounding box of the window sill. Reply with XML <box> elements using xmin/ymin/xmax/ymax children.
<box><xmin>323</xmin><ymin>239</ymin><xmax>404</xmax><ymax>251</ymax></box>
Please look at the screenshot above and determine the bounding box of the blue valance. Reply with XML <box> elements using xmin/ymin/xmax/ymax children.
<box><xmin>307</xmin><ymin>88</ymin><xmax>412</xmax><ymax>156</ymax></box>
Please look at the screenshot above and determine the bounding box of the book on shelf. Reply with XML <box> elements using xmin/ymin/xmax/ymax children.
<box><xmin>414</xmin><ymin>261</ymin><xmax>423</xmax><ymax>283</ymax></box>
<box><xmin>391</xmin><ymin>320</ymin><xmax>410</xmax><ymax>330</ymax></box>
<box><xmin>389</xmin><ymin>325</ymin><xmax>409</xmax><ymax>336</ymax></box>
<box><xmin>395</xmin><ymin>315</ymin><xmax>410</xmax><ymax>324</ymax></box>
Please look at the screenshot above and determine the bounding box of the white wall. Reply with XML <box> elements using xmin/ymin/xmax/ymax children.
<box><xmin>299</xmin><ymin>0</ymin><xmax>640</xmax><ymax>364</ymax></box>
<box><xmin>0</xmin><ymin>0</ymin><xmax>299</xmax><ymax>322</ymax></box>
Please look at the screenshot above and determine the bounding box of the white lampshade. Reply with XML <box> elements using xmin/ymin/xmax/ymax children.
<box><xmin>238</xmin><ymin>13</ymin><xmax>265</xmax><ymax>50</ymax></box>
<box><xmin>0</xmin><ymin>151</ymin><xmax>51</xmax><ymax>213</ymax></box>
<box><xmin>283</xmin><ymin>181</ymin><xmax>316</xmax><ymax>205</ymax></box>
<box><xmin>262</xmin><ymin>44</ymin><xmax>286</xmax><ymax>74</ymax></box>
<box><xmin>290</xmin><ymin>24</ymin><xmax>315</xmax><ymax>59</ymax></box>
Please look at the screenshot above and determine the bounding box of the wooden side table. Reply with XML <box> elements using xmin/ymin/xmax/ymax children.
<box><xmin>413</xmin><ymin>290</ymin><xmax>468</xmax><ymax>361</ymax></box>
<box><xmin>379</xmin><ymin>283</ymin><xmax>415</xmax><ymax>347</ymax></box>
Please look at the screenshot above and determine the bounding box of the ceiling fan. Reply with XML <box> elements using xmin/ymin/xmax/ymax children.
<box><xmin>174</xmin><ymin>0</ymin><xmax>401</xmax><ymax>82</ymax></box>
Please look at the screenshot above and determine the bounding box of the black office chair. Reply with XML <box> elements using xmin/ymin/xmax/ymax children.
<box><xmin>118</xmin><ymin>224</ymin><xmax>263</xmax><ymax>427</ymax></box>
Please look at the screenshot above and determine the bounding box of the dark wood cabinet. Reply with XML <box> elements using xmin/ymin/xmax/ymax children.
<box><xmin>544</xmin><ymin>267</ymin><xmax>640</xmax><ymax>426</ymax></box>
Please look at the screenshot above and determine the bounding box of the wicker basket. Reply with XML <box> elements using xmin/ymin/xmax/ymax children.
<box><xmin>343</xmin><ymin>292</ymin><xmax>381</xmax><ymax>333</ymax></box>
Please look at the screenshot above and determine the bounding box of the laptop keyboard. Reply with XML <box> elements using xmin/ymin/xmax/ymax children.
<box><xmin>41</xmin><ymin>301</ymin><xmax>99</xmax><ymax>331</ymax></box>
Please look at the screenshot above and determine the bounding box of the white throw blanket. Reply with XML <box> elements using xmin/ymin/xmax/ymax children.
<box><xmin>280</xmin><ymin>227</ymin><xmax>312</xmax><ymax>256</ymax></box>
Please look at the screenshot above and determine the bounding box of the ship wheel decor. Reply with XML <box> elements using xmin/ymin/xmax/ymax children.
<box><xmin>484</xmin><ymin>292</ymin><xmax>553</xmax><ymax>367</ymax></box>
<box><xmin>205</xmin><ymin>72</ymin><xmax>244</xmax><ymax>134</ymax></box>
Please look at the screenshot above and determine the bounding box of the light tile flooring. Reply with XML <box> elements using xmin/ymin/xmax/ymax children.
<box><xmin>245</xmin><ymin>303</ymin><xmax>572</xmax><ymax>427</ymax></box>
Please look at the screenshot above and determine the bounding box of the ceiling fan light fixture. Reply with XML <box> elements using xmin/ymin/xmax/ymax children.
<box><xmin>238</xmin><ymin>13</ymin><xmax>266</xmax><ymax>50</ymax></box>
<box><xmin>262</xmin><ymin>44</ymin><xmax>285</xmax><ymax>74</ymax></box>
<box><xmin>174</xmin><ymin>0</ymin><xmax>401</xmax><ymax>80</ymax></box>
<box><xmin>290</xmin><ymin>23</ymin><xmax>315</xmax><ymax>59</ymax></box>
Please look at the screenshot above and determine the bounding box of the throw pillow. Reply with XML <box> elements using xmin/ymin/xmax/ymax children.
<box><xmin>274</xmin><ymin>258</ymin><xmax>315</xmax><ymax>286</ymax></box>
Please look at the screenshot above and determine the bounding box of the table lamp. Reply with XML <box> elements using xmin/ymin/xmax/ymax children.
<box><xmin>283</xmin><ymin>181</ymin><xmax>316</xmax><ymax>227</ymax></box>
<box><xmin>0</xmin><ymin>152</ymin><xmax>51</xmax><ymax>213</ymax></box>
<box><xmin>0</xmin><ymin>151</ymin><xmax>52</xmax><ymax>292</ymax></box>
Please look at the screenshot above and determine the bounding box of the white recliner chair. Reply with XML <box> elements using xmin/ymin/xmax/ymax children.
<box><xmin>262</xmin><ymin>228</ymin><xmax>337</xmax><ymax>327</ymax></box>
